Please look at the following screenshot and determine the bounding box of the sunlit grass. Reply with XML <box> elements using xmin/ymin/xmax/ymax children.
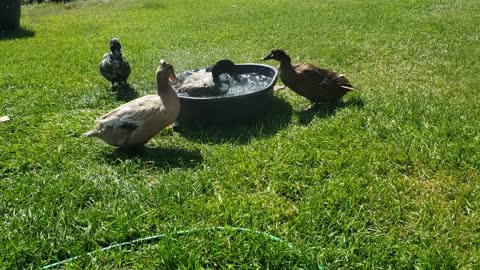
<box><xmin>1</xmin><ymin>0</ymin><xmax>479</xmax><ymax>269</ymax></box>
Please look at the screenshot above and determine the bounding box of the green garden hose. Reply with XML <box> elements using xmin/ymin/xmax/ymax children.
<box><xmin>42</xmin><ymin>226</ymin><xmax>323</xmax><ymax>269</ymax></box>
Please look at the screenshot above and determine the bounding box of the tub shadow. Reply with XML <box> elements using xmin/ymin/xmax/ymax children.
<box><xmin>0</xmin><ymin>27</ymin><xmax>35</xmax><ymax>40</ymax></box>
<box><xmin>104</xmin><ymin>146</ymin><xmax>202</xmax><ymax>169</ymax></box>
<box><xmin>174</xmin><ymin>96</ymin><xmax>293</xmax><ymax>145</ymax></box>
<box><xmin>297</xmin><ymin>97</ymin><xmax>364</xmax><ymax>125</ymax></box>
<box><xmin>111</xmin><ymin>83</ymin><xmax>138</xmax><ymax>102</ymax></box>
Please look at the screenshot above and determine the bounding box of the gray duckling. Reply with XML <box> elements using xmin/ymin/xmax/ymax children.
<box><xmin>99</xmin><ymin>38</ymin><xmax>131</xmax><ymax>87</ymax></box>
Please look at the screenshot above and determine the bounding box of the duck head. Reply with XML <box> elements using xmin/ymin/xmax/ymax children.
<box><xmin>156</xmin><ymin>59</ymin><xmax>177</xmax><ymax>90</ymax></box>
<box><xmin>211</xmin><ymin>59</ymin><xmax>240</xmax><ymax>94</ymax></box>
<box><xmin>110</xmin><ymin>38</ymin><xmax>122</xmax><ymax>52</ymax></box>
<box><xmin>262</xmin><ymin>49</ymin><xmax>291</xmax><ymax>63</ymax></box>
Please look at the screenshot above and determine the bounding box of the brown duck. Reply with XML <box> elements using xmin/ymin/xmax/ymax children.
<box><xmin>84</xmin><ymin>60</ymin><xmax>180</xmax><ymax>149</ymax></box>
<box><xmin>262</xmin><ymin>49</ymin><xmax>355</xmax><ymax>103</ymax></box>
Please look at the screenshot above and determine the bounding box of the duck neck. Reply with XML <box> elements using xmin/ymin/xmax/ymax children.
<box><xmin>213</xmin><ymin>73</ymin><xmax>225</xmax><ymax>84</ymax></box>
<box><xmin>213</xmin><ymin>73</ymin><xmax>230</xmax><ymax>93</ymax></box>
<box><xmin>279</xmin><ymin>56</ymin><xmax>293</xmax><ymax>72</ymax></box>
<box><xmin>111</xmin><ymin>50</ymin><xmax>122</xmax><ymax>59</ymax></box>
<box><xmin>156</xmin><ymin>74</ymin><xmax>171</xmax><ymax>96</ymax></box>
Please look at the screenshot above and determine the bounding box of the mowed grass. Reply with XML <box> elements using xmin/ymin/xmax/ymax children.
<box><xmin>1</xmin><ymin>0</ymin><xmax>480</xmax><ymax>268</ymax></box>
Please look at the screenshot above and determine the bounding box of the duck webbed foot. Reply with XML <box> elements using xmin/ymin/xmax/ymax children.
<box><xmin>308</xmin><ymin>99</ymin><xmax>332</xmax><ymax>109</ymax></box>
<box><xmin>169</xmin><ymin>121</ymin><xmax>181</xmax><ymax>129</ymax></box>
<box><xmin>110</xmin><ymin>82</ymin><xmax>118</xmax><ymax>91</ymax></box>
<box><xmin>310</xmin><ymin>98</ymin><xmax>343</xmax><ymax>109</ymax></box>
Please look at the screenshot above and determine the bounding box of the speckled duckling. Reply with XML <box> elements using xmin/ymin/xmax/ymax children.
<box><xmin>99</xmin><ymin>38</ymin><xmax>131</xmax><ymax>87</ymax></box>
<box><xmin>262</xmin><ymin>49</ymin><xmax>355</xmax><ymax>104</ymax></box>
<box><xmin>84</xmin><ymin>60</ymin><xmax>179</xmax><ymax>149</ymax></box>
<box><xmin>174</xmin><ymin>59</ymin><xmax>239</xmax><ymax>97</ymax></box>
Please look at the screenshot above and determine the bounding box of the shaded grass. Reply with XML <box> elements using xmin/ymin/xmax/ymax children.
<box><xmin>0</xmin><ymin>26</ymin><xmax>35</xmax><ymax>40</ymax></box>
<box><xmin>1</xmin><ymin>0</ymin><xmax>480</xmax><ymax>269</ymax></box>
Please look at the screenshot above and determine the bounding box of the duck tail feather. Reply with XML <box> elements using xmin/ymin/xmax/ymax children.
<box><xmin>337</xmin><ymin>74</ymin><xmax>356</xmax><ymax>91</ymax></box>
<box><xmin>83</xmin><ymin>129</ymin><xmax>99</xmax><ymax>138</ymax></box>
<box><xmin>341</xmin><ymin>85</ymin><xmax>356</xmax><ymax>91</ymax></box>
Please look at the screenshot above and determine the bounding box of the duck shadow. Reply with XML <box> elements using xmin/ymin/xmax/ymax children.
<box><xmin>0</xmin><ymin>27</ymin><xmax>35</xmax><ymax>40</ymax></box>
<box><xmin>111</xmin><ymin>83</ymin><xmax>138</xmax><ymax>102</ymax></box>
<box><xmin>174</xmin><ymin>96</ymin><xmax>293</xmax><ymax>145</ymax></box>
<box><xmin>103</xmin><ymin>146</ymin><xmax>203</xmax><ymax>169</ymax></box>
<box><xmin>297</xmin><ymin>97</ymin><xmax>364</xmax><ymax>125</ymax></box>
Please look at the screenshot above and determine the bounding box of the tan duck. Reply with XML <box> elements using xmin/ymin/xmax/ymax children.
<box><xmin>262</xmin><ymin>49</ymin><xmax>355</xmax><ymax>104</ymax></box>
<box><xmin>84</xmin><ymin>60</ymin><xmax>180</xmax><ymax>149</ymax></box>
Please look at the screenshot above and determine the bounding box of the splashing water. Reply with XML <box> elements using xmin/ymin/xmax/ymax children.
<box><xmin>176</xmin><ymin>72</ymin><xmax>273</xmax><ymax>98</ymax></box>
<box><xmin>226</xmin><ymin>73</ymin><xmax>272</xmax><ymax>96</ymax></box>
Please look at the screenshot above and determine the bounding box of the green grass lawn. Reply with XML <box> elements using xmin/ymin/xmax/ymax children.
<box><xmin>1</xmin><ymin>0</ymin><xmax>480</xmax><ymax>268</ymax></box>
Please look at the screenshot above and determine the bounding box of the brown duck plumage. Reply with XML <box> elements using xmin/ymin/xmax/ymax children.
<box><xmin>262</xmin><ymin>49</ymin><xmax>355</xmax><ymax>103</ymax></box>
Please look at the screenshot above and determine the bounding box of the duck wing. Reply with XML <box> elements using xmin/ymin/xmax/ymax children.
<box><xmin>99</xmin><ymin>53</ymin><xmax>113</xmax><ymax>78</ymax></box>
<box><xmin>294</xmin><ymin>64</ymin><xmax>335</xmax><ymax>84</ymax></box>
<box><xmin>176</xmin><ymin>71</ymin><xmax>215</xmax><ymax>96</ymax></box>
<box><xmin>296</xmin><ymin>64</ymin><xmax>354</xmax><ymax>90</ymax></box>
<box><xmin>181</xmin><ymin>69</ymin><xmax>210</xmax><ymax>85</ymax></box>
<box><xmin>95</xmin><ymin>95</ymin><xmax>163</xmax><ymax>130</ymax></box>
<box><xmin>99</xmin><ymin>52</ymin><xmax>131</xmax><ymax>82</ymax></box>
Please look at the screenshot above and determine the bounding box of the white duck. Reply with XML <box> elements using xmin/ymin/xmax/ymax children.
<box><xmin>84</xmin><ymin>60</ymin><xmax>180</xmax><ymax>149</ymax></box>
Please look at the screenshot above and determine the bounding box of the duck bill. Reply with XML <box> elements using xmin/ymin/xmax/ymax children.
<box><xmin>261</xmin><ymin>54</ymin><xmax>273</xmax><ymax>61</ymax></box>
<box><xmin>169</xmin><ymin>71</ymin><xmax>177</xmax><ymax>82</ymax></box>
